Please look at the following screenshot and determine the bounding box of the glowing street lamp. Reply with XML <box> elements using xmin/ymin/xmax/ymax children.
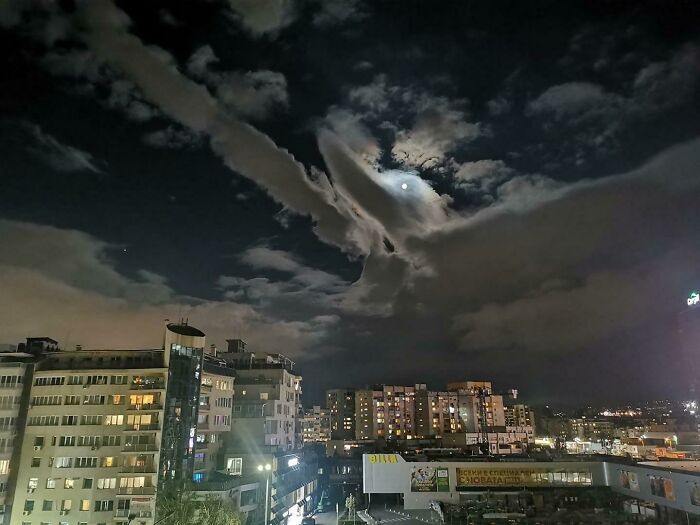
<box><xmin>257</xmin><ymin>463</ymin><xmax>272</xmax><ymax>525</ymax></box>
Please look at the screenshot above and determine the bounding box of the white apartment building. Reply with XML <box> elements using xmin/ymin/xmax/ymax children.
<box><xmin>0</xmin><ymin>353</ymin><xmax>32</xmax><ymax>524</ymax></box>
<box><xmin>11</xmin><ymin>349</ymin><xmax>168</xmax><ymax>525</ymax></box>
<box><xmin>194</xmin><ymin>353</ymin><xmax>235</xmax><ymax>482</ymax></box>
<box><xmin>220</xmin><ymin>341</ymin><xmax>301</xmax><ymax>453</ymax></box>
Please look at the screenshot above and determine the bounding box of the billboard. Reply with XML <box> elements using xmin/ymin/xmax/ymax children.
<box><xmin>619</xmin><ymin>470</ymin><xmax>640</xmax><ymax>492</ymax></box>
<box><xmin>410</xmin><ymin>466</ymin><xmax>449</xmax><ymax>492</ymax></box>
<box><xmin>456</xmin><ymin>468</ymin><xmax>592</xmax><ymax>487</ymax></box>
<box><xmin>649</xmin><ymin>475</ymin><xmax>675</xmax><ymax>501</ymax></box>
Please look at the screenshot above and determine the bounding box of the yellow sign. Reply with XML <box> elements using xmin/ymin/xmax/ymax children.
<box><xmin>456</xmin><ymin>468</ymin><xmax>591</xmax><ymax>487</ymax></box>
<box><xmin>368</xmin><ymin>454</ymin><xmax>399</xmax><ymax>464</ymax></box>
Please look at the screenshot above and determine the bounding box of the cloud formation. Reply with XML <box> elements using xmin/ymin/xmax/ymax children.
<box><xmin>0</xmin><ymin>220</ymin><xmax>337</xmax><ymax>358</ymax></box>
<box><xmin>187</xmin><ymin>46</ymin><xmax>289</xmax><ymax>121</ymax></box>
<box><xmin>226</xmin><ymin>0</ymin><xmax>297</xmax><ymax>38</ymax></box>
<box><xmin>22</xmin><ymin>122</ymin><xmax>102</xmax><ymax>173</ymax></box>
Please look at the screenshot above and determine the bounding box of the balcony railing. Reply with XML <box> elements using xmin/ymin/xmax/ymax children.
<box><xmin>122</xmin><ymin>443</ymin><xmax>159</xmax><ymax>453</ymax></box>
<box><xmin>117</xmin><ymin>486</ymin><xmax>156</xmax><ymax>496</ymax></box>
<box><xmin>124</xmin><ymin>423</ymin><xmax>160</xmax><ymax>431</ymax></box>
<box><xmin>120</xmin><ymin>464</ymin><xmax>157</xmax><ymax>474</ymax></box>
<box><xmin>127</xmin><ymin>403</ymin><xmax>163</xmax><ymax>411</ymax></box>
<box><xmin>130</xmin><ymin>382</ymin><xmax>165</xmax><ymax>390</ymax></box>
<box><xmin>115</xmin><ymin>509</ymin><xmax>154</xmax><ymax>519</ymax></box>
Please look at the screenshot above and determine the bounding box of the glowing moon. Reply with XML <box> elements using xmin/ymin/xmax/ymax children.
<box><xmin>401</xmin><ymin>183</ymin><xmax>408</xmax><ymax>190</ymax></box>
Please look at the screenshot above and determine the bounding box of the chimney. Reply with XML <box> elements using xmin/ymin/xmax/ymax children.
<box><xmin>209</xmin><ymin>344</ymin><xmax>217</xmax><ymax>357</ymax></box>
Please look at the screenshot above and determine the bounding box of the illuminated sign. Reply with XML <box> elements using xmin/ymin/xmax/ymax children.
<box><xmin>367</xmin><ymin>454</ymin><xmax>399</xmax><ymax>464</ymax></box>
<box><xmin>456</xmin><ymin>468</ymin><xmax>592</xmax><ymax>487</ymax></box>
<box><xmin>688</xmin><ymin>292</ymin><xmax>700</xmax><ymax>306</ymax></box>
<box><xmin>410</xmin><ymin>466</ymin><xmax>450</xmax><ymax>492</ymax></box>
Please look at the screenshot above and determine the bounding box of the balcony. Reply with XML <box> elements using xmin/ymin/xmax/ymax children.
<box><xmin>124</xmin><ymin>423</ymin><xmax>160</xmax><ymax>432</ymax></box>
<box><xmin>117</xmin><ymin>486</ymin><xmax>156</xmax><ymax>496</ymax></box>
<box><xmin>130</xmin><ymin>382</ymin><xmax>165</xmax><ymax>391</ymax></box>
<box><xmin>127</xmin><ymin>403</ymin><xmax>163</xmax><ymax>411</ymax></box>
<box><xmin>120</xmin><ymin>464</ymin><xmax>157</xmax><ymax>474</ymax></box>
<box><xmin>122</xmin><ymin>443</ymin><xmax>159</xmax><ymax>453</ymax></box>
<box><xmin>115</xmin><ymin>509</ymin><xmax>154</xmax><ymax>519</ymax></box>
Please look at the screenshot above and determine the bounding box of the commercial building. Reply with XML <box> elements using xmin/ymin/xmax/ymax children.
<box><xmin>362</xmin><ymin>453</ymin><xmax>700</xmax><ymax>521</ymax></box>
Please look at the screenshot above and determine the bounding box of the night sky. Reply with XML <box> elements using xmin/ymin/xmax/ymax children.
<box><xmin>2</xmin><ymin>0</ymin><xmax>700</xmax><ymax>405</ymax></box>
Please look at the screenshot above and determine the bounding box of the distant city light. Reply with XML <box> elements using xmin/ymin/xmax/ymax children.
<box><xmin>287</xmin><ymin>457</ymin><xmax>299</xmax><ymax>467</ymax></box>
<box><xmin>687</xmin><ymin>291</ymin><xmax>699</xmax><ymax>306</ymax></box>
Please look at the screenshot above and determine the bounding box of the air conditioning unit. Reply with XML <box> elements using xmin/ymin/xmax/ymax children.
<box><xmin>0</xmin><ymin>504</ymin><xmax>6</xmax><ymax>514</ymax></box>
<box><xmin>33</xmin><ymin>446</ymin><xmax>41</xmax><ymax>451</ymax></box>
<box><xmin>59</xmin><ymin>510</ymin><xmax>69</xmax><ymax>515</ymax></box>
<box><xmin>27</xmin><ymin>488</ymin><xmax>35</xmax><ymax>493</ymax></box>
<box><xmin>22</xmin><ymin>511</ymin><xmax>30</xmax><ymax>516</ymax></box>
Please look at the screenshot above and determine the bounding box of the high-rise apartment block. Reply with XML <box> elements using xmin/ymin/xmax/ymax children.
<box><xmin>13</xmin><ymin>347</ymin><xmax>168</xmax><ymax>524</ymax></box>
<box><xmin>0</xmin><ymin>324</ymin><xmax>319</xmax><ymax>525</ymax></box>
<box><xmin>325</xmin><ymin>380</ymin><xmax>533</xmax><ymax>448</ymax></box>
<box><xmin>505</xmin><ymin>404</ymin><xmax>536</xmax><ymax>430</ymax></box>
<box><xmin>301</xmin><ymin>406</ymin><xmax>330</xmax><ymax>443</ymax></box>
<box><xmin>326</xmin><ymin>389</ymin><xmax>356</xmax><ymax>440</ymax></box>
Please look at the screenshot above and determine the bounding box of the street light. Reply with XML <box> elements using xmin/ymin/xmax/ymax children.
<box><xmin>257</xmin><ymin>463</ymin><xmax>272</xmax><ymax>525</ymax></box>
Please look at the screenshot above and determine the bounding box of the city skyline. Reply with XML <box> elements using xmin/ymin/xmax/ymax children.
<box><xmin>2</xmin><ymin>1</ymin><xmax>700</xmax><ymax>405</ymax></box>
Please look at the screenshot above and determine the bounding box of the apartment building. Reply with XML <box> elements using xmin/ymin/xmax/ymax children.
<box><xmin>505</xmin><ymin>404</ymin><xmax>536</xmax><ymax>430</ymax></box>
<box><xmin>194</xmin><ymin>352</ymin><xmax>235</xmax><ymax>482</ymax></box>
<box><xmin>327</xmin><ymin>390</ymin><xmax>356</xmax><ymax>440</ymax></box>
<box><xmin>0</xmin><ymin>348</ymin><xmax>34</xmax><ymax>524</ymax></box>
<box><xmin>326</xmin><ymin>381</ymin><xmax>530</xmax><ymax>445</ymax></box>
<box><xmin>300</xmin><ymin>406</ymin><xmax>330</xmax><ymax>443</ymax></box>
<box><xmin>355</xmin><ymin>385</ymin><xmax>423</xmax><ymax>440</ymax></box>
<box><xmin>11</xmin><ymin>348</ymin><xmax>168</xmax><ymax>525</ymax></box>
<box><xmin>221</xmin><ymin>340</ymin><xmax>301</xmax><ymax>453</ymax></box>
<box><xmin>415</xmin><ymin>390</ymin><xmax>462</xmax><ymax>438</ymax></box>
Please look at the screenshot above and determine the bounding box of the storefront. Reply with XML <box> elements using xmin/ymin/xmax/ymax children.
<box><xmin>362</xmin><ymin>453</ymin><xmax>700</xmax><ymax>517</ymax></box>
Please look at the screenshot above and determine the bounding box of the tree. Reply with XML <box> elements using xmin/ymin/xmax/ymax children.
<box><xmin>345</xmin><ymin>494</ymin><xmax>356</xmax><ymax>517</ymax></box>
<box><xmin>156</xmin><ymin>488</ymin><xmax>241</xmax><ymax>525</ymax></box>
